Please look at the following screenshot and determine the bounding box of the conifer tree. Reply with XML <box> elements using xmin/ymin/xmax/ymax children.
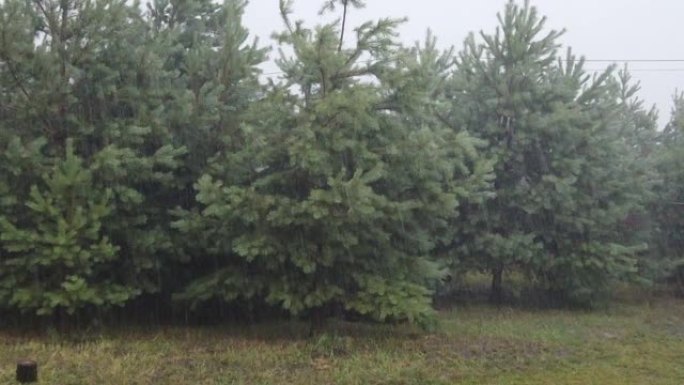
<box><xmin>0</xmin><ymin>141</ymin><xmax>132</xmax><ymax>315</ymax></box>
<box><xmin>145</xmin><ymin>0</ymin><xmax>268</xmax><ymax>299</ymax></box>
<box><xmin>447</xmin><ymin>0</ymin><xmax>643</xmax><ymax>305</ymax></box>
<box><xmin>611</xmin><ymin>69</ymin><xmax>661</xmax><ymax>282</ymax></box>
<box><xmin>654</xmin><ymin>93</ymin><xmax>684</xmax><ymax>292</ymax></box>
<box><xmin>176</xmin><ymin>0</ymin><xmax>489</xmax><ymax>328</ymax></box>
<box><xmin>0</xmin><ymin>0</ymin><xmax>184</xmax><ymax>317</ymax></box>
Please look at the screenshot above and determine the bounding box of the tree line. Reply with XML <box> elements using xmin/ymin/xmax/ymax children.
<box><xmin>0</xmin><ymin>0</ymin><xmax>682</xmax><ymax>329</ymax></box>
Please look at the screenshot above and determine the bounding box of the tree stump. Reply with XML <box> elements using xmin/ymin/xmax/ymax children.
<box><xmin>16</xmin><ymin>360</ymin><xmax>37</xmax><ymax>383</ymax></box>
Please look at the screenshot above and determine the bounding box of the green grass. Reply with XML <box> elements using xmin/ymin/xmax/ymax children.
<box><xmin>2</xmin><ymin>297</ymin><xmax>684</xmax><ymax>384</ymax></box>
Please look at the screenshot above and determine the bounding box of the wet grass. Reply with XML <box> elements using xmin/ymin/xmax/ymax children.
<box><xmin>1</xmin><ymin>296</ymin><xmax>683</xmax><ymax>384</ymax></box>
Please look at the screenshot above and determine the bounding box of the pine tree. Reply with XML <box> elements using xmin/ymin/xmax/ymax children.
<box><xmin>175</xmin><ymin>0</ymin><xmax>489</xmax><ymax>329</ymax></box>
<box><xmin>447</xmin><ymin>0</ymin><xmax>643</xmax><ymax>305</ymax></box>
<box><xmin>144</xmin><ymin>0</ymin><xmax>268</xmax><ymax>303</ymax></box>
<box><xmin>611</xmin><ymin>68</ymin><xmax>661</xmax><ymax>283</ymax></box>
<box><xmin>0</xmin><ymin>141</ymin><xmax>132</xmax><ymax>316</ymax></box>
<box><xmin>0</xmin><ymin>0</ymin><xmax>184</xmax><ymax>317</ymax></box>
<box><xmin>654</xmin><ymin>93</ymin><xmax>684</xmax><ymax>292</ymax></box>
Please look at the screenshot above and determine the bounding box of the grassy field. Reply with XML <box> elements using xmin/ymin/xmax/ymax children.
<box><xmin>1</xmin><ymin>295</ymin><xmax>684</xmax><ymax>384</ymax></box>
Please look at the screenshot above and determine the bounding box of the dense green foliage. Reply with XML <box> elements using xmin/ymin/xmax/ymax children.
<box><xmin>0</xmin><ymin>0</ymin><xmax>681</xmax><ymax>327</ymax></box>
<box><xmin>173</xmin><ymin>2</ymin><xmax>490</xmax><ymax>328</ymax></box>
<box><xmin>653</xmin><ymin>94</ymin><xmax>684</xmax><ymax>292</ymax></box>
<box><xmin>0</xmin><ymin>0</ymin><xmax>185</xmax><ymax>316</ymax></box>
<box><xmin>444</xmin><ymin>2</ymin><xmax>648</xmax><ymax>306</ymax></box>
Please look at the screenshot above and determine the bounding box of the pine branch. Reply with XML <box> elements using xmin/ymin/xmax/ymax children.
<box><xmin>2</xmin><ymin>58</ymin><xmax>55</xmax><ymax>136</ymax></box>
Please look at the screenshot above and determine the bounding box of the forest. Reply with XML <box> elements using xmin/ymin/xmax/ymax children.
<box><xmin>3</xmin><ymin>0</ymin><xmax>684</xmax><ymax>383</ymax></box>
<box><xmin>0</xmin><ymin>0</ymin><xmax>683</xmax><ymax>334</ymax></box>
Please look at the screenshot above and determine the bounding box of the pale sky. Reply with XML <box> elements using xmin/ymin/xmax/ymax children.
<box><xmin>243</xmin><ymin>0</ymin><xmax>684</xmax><ymax>127</ymax></box>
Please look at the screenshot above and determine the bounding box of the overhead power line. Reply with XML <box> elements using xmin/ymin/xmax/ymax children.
<box><xmin>586</xmin><ymin>68</ymin><xmax>684</xmax><ymax>72</ymax></box>
<box><xmin>261</xmin><ymin>58</ymin><xmax>684</xmax><ymax>76</ymax></box>
<box><xmin>582</xmin><ymin>59</ymin><xmax>684</xmax><ymax>63</ymax></box>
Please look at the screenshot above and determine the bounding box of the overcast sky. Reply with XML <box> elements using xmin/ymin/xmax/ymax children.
<box><xmin>243</xmin><ymin>0</ymin><xmax>684</xmax><ymax>127</ymax></box>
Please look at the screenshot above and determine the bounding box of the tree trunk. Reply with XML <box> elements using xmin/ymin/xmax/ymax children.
<box><xmin>490</xmin><ymin>266</ymin><xmax>504</xmax><ymax>304</ymax></box>
<box><xmin>53</xmin><ymin>307</ymin><xmax>69</xmax><ymax>333</ymax></box>
<box><xmin>308</xmin><ymin>307</ymin><xmax>327</xmax><ymax>337</ymax></box>
<box><xmin>338</xmin><ymin>0</ymin><xmax>348</xmax><ymax>52</ymax></box>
